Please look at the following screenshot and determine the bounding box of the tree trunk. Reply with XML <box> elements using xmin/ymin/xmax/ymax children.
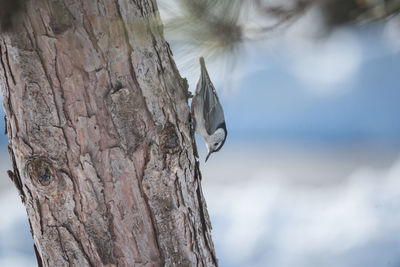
<box><xmin>0</xmin><ymin>0</ymin><xmax>217</xmax><ymax>266</ymax></box>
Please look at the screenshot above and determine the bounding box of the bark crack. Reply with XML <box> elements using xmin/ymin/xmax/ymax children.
<box><xmin>0</xmin><ymin>42</ymin><xmax>12</xmax><ymax>107</ymax></box>
<box><xmin>195</xmin><ymin>164</ymin><xmax>218</xmax><ymax>266</ymax></box>
<box><xmin>55</xmin><ymin>226</ymin><xmax>71</xmax><ymax>264</ymax></box>
<box><xmin>115</xmin><ymin>0</ymin><xmax>156</xmax><ymax>128</ymax></box>
<box><xmin>3</xmin><ymin>42</ymin><xmax>16</xmax><ymax>85</ymax></box>
<box><xmin>7</xmin><ymin>145</ymin><xmax>26</xmax><ymax>203</ymax></box>
<box><xmin>133</xmin><ymin>150</ymin><xmax>164</xmax><ymax>265</ymax></box>
<box><xmin>54</xmin><ymin>44</ymin><xmax>71</xmax><ymax>124</ymax></box>
<box><xmin>26</xmin><ymin>12</ymin><xmax>64</xmax><ymax>131</ymax></box>
<box><xmin>34</xmin><ymin>243</ymin><xmax>44</xmax><ymax>267</ymax></box>
<box><xmin>61</xmin><ymin>224</ymin><xmax>95</xmax><ymax>267</ymax></box>
<box><xmin>81</xmin><ymin>2</ymin><xmax>106</xmax><ymax>67</ymax></box>
<box><xmin>86</xmin><ymin>151</ymin><xmax>117</xmax><ymax>265</ymax></box>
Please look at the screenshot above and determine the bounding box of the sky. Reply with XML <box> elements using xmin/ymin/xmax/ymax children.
<box><xmin>174</xmin><ymin>22</ymin><xmax>400</xmax><ymax>147</ymax></box>
<box><xmin>0</xmin><ymin>7</ymin><xmax>400</xmax><ymax>267</ymax></box>
<box><xmin>175</xmin><ymin>11</ymin><xmax>400</xmax><ymax>267</ymax></box>
<box><xmin>202</xmin><ymin>144</ymin><xmax>400</xmax><ymax>267</ymax></box>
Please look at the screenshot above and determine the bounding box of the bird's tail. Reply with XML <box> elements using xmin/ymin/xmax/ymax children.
<box><xmin>199</xmin><ymin>57</ymin><xmax>206</xmax><ymax>68</ymax></box>
<box><xmin>199</xmin><ymin>57</ymin><xmax>208</xmax><ymax>78</ymax></box>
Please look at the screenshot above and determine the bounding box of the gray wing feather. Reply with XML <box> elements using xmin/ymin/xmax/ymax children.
<box><xmin>203</xmin><ymin>83</ymin><xmax>224</xmax><ymax>135</ymax></box>
<box><xmin>198</xmin><ymin>58</ymin><xmax>225</xmax><ymax>135</ymax></box>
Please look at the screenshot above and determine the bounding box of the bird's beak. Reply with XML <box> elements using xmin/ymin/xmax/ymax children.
<box><xmin>205</xmin><ymin>144</ymin><xmax>211</xmax><ymax>162</ymax></box>
<box><xmin>205</xmin><ymin>151</ymin><xmax>212</xmax><ymax>162</ymax></box>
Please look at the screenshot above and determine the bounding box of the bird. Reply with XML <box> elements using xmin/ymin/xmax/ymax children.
<box><xmin>191</xmin><ymin>57</ymin><xmax>227</xmax><ymax>162</ymax></box>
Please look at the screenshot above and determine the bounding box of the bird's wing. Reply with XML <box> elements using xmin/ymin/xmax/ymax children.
<box><xmin>203</xmin><ymin>82</ymin><xmax>225</xmax><ymax>135</ymax></box>
<box><xmin>197</xmin><ymin>58</ymin><xmax>225</xmax><ymax>135</ymax></box>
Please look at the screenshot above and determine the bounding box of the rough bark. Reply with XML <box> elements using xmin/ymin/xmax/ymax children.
<box><xmin>0</xmin><ymin>0</ymin><xmax>217</xmax><ymax>266</ymax></box>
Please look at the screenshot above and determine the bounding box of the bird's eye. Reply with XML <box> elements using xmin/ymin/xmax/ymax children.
<box><xmin>214</xmin><ymin>142</ymin><xmax>219</xmax><ymax>146</ymax></box>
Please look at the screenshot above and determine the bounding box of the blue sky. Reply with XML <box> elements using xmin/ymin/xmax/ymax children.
<box><xmin>179</xmin><ymin>21</ymin><xmax>400</xmax><ymax>267</ymax></box>
<box><xmin>225</xmin><ymin>46</ymin><xmax>400</xmax><ymax>143</ymax></box>
<box><xmin>169</xmin><ymin>21</ymin><xmax>400</xmax><ymax>149</ymax></box>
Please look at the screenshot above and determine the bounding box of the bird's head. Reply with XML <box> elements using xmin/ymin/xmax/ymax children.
<box><xmin>205</xmin><ymin>123</ymin><xmax>227</xmax><ymax>162</ymax></box>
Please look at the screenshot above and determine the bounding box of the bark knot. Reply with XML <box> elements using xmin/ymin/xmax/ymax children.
<box><xmin>25</xmin><ymin>157</ymin><xmax>55</xmax><ymax>187</ymax></box>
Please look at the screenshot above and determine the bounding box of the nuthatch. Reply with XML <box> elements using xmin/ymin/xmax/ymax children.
<box><xmin>191</xmin><ymin>57</ymin><xmax>227</xmax><ymax>162</ymax></box>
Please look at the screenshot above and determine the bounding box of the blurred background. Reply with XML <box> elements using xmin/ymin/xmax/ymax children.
<box><xmin>2</xmin><ymin>0</ymin><xmax>400</xmax><ymax>266</ymax></box>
